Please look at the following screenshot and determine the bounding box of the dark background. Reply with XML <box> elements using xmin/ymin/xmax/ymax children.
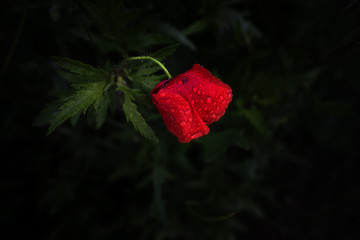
<box><xmin>1</xmin><ymin>0</ymin><xmax>360</xmax><ymax>239</ymax></box>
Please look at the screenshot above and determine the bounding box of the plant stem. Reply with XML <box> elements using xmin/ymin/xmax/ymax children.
<box><xmin>124</xmin><ymin>56</ymin><xmax>172</xmax><ymax>79</ymax></box>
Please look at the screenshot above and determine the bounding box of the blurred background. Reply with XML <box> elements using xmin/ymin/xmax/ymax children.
<box><xmin>1</xmin><ymin>0</ymin><xmax>360</xmax><ymax>239</ymax></box>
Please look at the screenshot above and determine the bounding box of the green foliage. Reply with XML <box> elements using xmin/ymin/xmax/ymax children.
<box><xmin>47</xmin><ymin>81</ymin><xmax>106</xmax><ymax>135</ymax></box>
<box><xmin>121</xmin><ymin>87</ymin><xmax>159</xmax><ymax>142</ymax></box>
<box><xmin>51</xmin><ymin>57</ymin><xmax>108</xmax><ymax>83</ymax></box>
<box><xmin>44</xmin><ymin>43</ymin><xmax>176</xmax><ymax>140</ymax></box>
<box><xmin>3</xmin><ymin>0</ymin><xmax>360</xmax><ymax>240</ymax></box>
<box><xmin>44</xmin><ymin>57</ymin><xmax>110</xmax><ymax>134</ymax></box>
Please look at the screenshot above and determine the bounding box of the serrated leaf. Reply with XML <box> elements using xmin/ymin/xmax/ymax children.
<box><xmin>70</xmin><ymin>111</ymin><xmax>81</xmax><ymax>126</ymax></box>
<box><xmin>52</xmin><ymin>56</ymin><xmax>108</xmax><ymax>85</ymax></box>
<box><xmin>117</xmin><ymin>86</ymin><xmax>144</xmax><ymax>101</ymax></box>
<box><xmin>94</xmin><ymin>91</ymin><xmax>110</xmax><ymax>129</ymax></box>
<box><xmin>136</xmin><ymin>65</ymin><xmax>162</xmax><ymax>76</ymax></box>
<box><xmin>47</xmin><ymin>82</ymin><xmax>106</xmax><ymax>135</ymax></box>
<box><xmin>33</xmin><ymin>100</ymin><xmax>63</xmax><ymax>127</ymax></box>
<box><xmin>137</xmin><ymin>74</ymin><xmax>167</xmax><ymax>91</ymax></box>
<box><xmin>122</xmin><ymin>91</ymin><xmax>158</xmax><ymax>142</ymax></box>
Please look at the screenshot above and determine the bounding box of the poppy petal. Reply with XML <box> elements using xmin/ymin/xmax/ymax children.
<box><xmin>179</xmin><ymin>64</ymin><xmax>233</xmax><ymax>124</ymax></box>
<box><xmin>152</xmin><ymin>90</ymin><xmax>209</xmax><ymax>143</ymax></box>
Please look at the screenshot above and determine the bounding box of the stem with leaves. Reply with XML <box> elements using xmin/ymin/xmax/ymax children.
<box><xmin>123</xmin><ymin>56</ymin><xmax>172</xmax><ymax>80</ymax></box>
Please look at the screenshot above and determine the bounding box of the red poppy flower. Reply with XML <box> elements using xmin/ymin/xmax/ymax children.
<box><xmin>151</xmin><ymin>64</ymin><xmax>233</xmax><ymax>143</ymax></box>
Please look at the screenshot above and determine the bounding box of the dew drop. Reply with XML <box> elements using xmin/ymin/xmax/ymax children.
<box><xmin>180</xmin><ymin>121</ymin><xmax>186</xmax><ymax>126</ymax></box>
<box><xmin>171</xmin><ymin>109</ymin><xmax>175</xmax><ymax>113</ymax></box>
<box><xmin>197</xmin><ymin>90</ymin><xmax>201</xmax><ymax>94</ymax></box>
<box><xmin>227</xmin><ymin>92</ymin><xmax>232</xmax><ymax>98</ymax></box>
<box><xmin>188</xmin><ymin>117</ymin><xmax>193</xmax><ymax>122</ymax></box>
<box><xmin>185</xmin><ymin>110</ymin><xmax>191</xmax><ymax>115</ymax></box>
<box><xmin>205</xmin><ymin>97</ymin><xmax>212</xmax><ymax>103</ymax></box>
<box><xmin>216</xmin><ymin>106</ymin><xmax>220</xmax><ymax>110</ymax></box>
<box><xmin>160</xmin><ymin>93</ymin><xmax>165</xmax><ymax>97</ymax></box>
<box><xmin>220</xmin><ymin>96</ymin><xmax>224</xmax><ymax>101</ymax></box>
<box><xmin>192</xmin><ymin>87</ymin><xmax>197</xmax><ymax>93</ymax></box>
<box><xmin>191</xmin><ymin>100</ymin><xmax>195</xmax><ymax>104</ymax></box>
<box><xmin>211</xmin><ymin>113</ymin><xmax>216</xmax><ymax>118</ymax></box>
<box><xmin>204</xmin><ymin>107</ymin><xmax>208</xmax><ymax>111</ymax></box>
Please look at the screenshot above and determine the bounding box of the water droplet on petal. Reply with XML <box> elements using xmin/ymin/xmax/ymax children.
<box><xmin>185</xmin><ymin>110</ymin><xmax>191</xmax><ymax>115</ymax></box>
<box><xmin>171</xmin><ymin>109</ymin><xmax>175</xmax><ymax>113</ymax></box>
<box><xmin>220</xmin><ymin>96</ymin><xmax>224</xmax><ymax>101</ymax></box>
<box><xmin>216</xmin><ymin>106</ymin><xmax>220</xmax><ymax>110</ymax></box>
<box><xmin>204</xmin><ymin>107</ymin><xmax>208</xmax><ymax>111</ymax></box>
<box><xmin>206</xmin><ymin>97</ymin><xmax>212</xmax><ymax>103</ymax></box>
<box><xmin>180</xmin><ymin>121</ymin><xmax>186</xmax><ymax>126</ymax></box>
<box><xmin>197</xmin><ymin>90</ymin><xmax>201</xmax><ymax>94</ymax></box>
<box><xmin>160</xmin><ymin>93</ymin><xmax>165</xmax><ymax>97</ymax></box>
<box><xmin>192</xmin><ymin>87</ymin><xmax>197</xmax><ymax>93</ymax></box>
<box><xmin>227</xmin><ymin>92</ymin><xmax>232</xmax><ymax>98</ymax></box>
<box><xmin>211</xmin><ymin>113</ymin><xmax>216</xmax><ymax>118</ymax></box>
<box><xmin>191</xmin><ymin>100</ymin><xmax>195</xmax><ymax>104</ymax></box>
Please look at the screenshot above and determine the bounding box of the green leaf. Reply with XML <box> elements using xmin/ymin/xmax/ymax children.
<box><xmin>94</xmin><ymin>91</ymin><xmax>110</xmax><ymax>129</ymax></box>
<box><xmin>47</xmin><ymin>82</ymin><xmax>106</xmax><ymax>135</ymax></box>
<box><xmin>33</xmin><ymin>100</ymin><xmax>63</xmax><ymax>127</ymax></box>
<box><xmin>122</xmin><ymin>90</ymin><xmax>158</xmax><ymax>142</ymax></box>
<box><xmin>140</xmin><ymin>75</ymin><xmax>166</xmax><ymax>90</ymax></box>
<box><xmin>117</xmin><ymin>86</ymin><xmax>144</xmax><ymax>101</ymax></box>
<box><xmin>52</xmin><ymin>56</ymin><xmax>108</xmax><ymax>85</ymax></box>
<box><xmin>136</xmin><ymin>65</ymin><xmax>162</xmax><ymax>76</ymax></box>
